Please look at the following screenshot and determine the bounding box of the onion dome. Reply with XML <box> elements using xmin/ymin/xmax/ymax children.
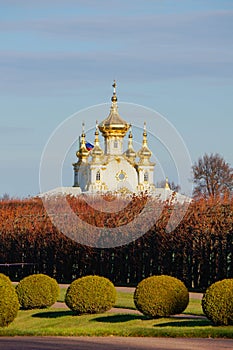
<box><xmin>98</xmin><ymin>81</ymin><xmax>130</xmax><ymax>137</ymax></box>
<box><xmin>76</xmin><ymin>123</ymin><xmax>89</xmax><ymax>161</ymax></box>
<box><xmin>138</xmin><ymin>122</ymin><xmax>153</xmax><ymax>164</ymax></box>
<box><xmin>91</xmin><ymin>121</ymin><xmax>104</xmax><ymax>161</ymax></box>
<box><xmin>124</xmin><ymin>127</ymin><xmax>137</xmax><ymax>163</ymax></box>
<box><xmin>165</xmin><ymin>177</ymin><xmax>170</xmax><ymax>190</ymax></box>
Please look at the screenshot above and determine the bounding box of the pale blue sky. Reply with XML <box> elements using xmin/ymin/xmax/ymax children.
<box><xmin>0</xmin><ymin>0</ymin><xmax>233</xmax><ymax>197</ymax></box>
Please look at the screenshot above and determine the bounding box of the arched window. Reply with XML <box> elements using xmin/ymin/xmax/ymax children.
<box><xmin>144</xmin><ymin>171</ymin><xmax>148</xmax><ymax>182</ymax></box>
<box><xmin>96</xmin><ymin>170</ymin><xmax>100</xmax><ymax>181</ymax></box>
<box><xmin>114</xmin><ymin>140</ymin><xmax>118</xmax><ymax>148</ymax></box>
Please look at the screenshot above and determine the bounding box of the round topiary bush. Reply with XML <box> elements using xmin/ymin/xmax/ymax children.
<box><xmin>0</xmin><ymin>279</ymin><xmax>19</xmax><ymax>327</ymax></box>
<box><xmin>134</xmin><ymin>275</ymin><xmax>189</xmax><ymax>318</ymax></box>
<box><xmin>0</xmin><ymin>273</ymin><xmax>12</xmax><ymax>286</ymax></box>
<box><xmin>65</xmin><ymin>275</ymin><xmax>116</xmax><ymax>314</ymax></box>
<box><xmin>202</xmin><ymin>278</ymin><xmax>233</xmax><ymax>325</ymax></box>
<box><xmin>16</xmin><ymin>274</ymin><xmax>59</xmax><ymax>309</ymax></box>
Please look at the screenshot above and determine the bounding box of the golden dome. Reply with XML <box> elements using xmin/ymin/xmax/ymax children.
<box><xmin>124</xmin><ymin>128</ymin><xmax>137</xmax><ymax>162</ymax></box>
<box><xmin>138</xmin><ymin>122</ymin><xmax>154</xmax><ymax>165</ymax></box>
<box><xmin>76</xmin><ymin>123</ymin><xmax>89</xmax><ymax>160</ymax></box>
<box><xmin>98</xmin><ymin>81</ymin><xmax>130</xmax><ymax>137</ymax></box>
<box><xmin>91</xmin><ymin>121</ymin><xmax>104</xmax><ymax>161</ymax></box>
<box><xmin>165</xmin><ymin>177</ymin><xmax>170</xmax><ymax>190</ymax></box>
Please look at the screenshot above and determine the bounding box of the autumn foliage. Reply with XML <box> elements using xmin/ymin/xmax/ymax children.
<box><xmin>0</xmin><ymin>194</ymin><xmax>232</xmax><ymax>291</ymax></box>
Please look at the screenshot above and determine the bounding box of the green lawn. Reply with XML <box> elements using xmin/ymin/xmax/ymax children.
<box><xmin>59</xmin><ymin>287</ymin><xmax>136</xmax><ymax>309</ymax></box>
<box><xmin>58</xmin><ymin>287</ymin><xmax>67</xmax><ymax>303</ymax></box>
<box><xmin>115</xmin><ymin>291</ymin><xmax>136</xmax><ymax>310</ymax></box>
<box><xmin>1</xmin><ymin>288</ymin><xmax>233</xmax><ymax>338</ymax></box>
<box><xmin>60</xmin><ymin>288</ymin><xmax>202</xmax><ymax>315</ymax></box>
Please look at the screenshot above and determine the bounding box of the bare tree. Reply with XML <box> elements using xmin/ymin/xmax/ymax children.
<box><xmin>192</xmin><ymin>153</ymin><xmax>233</xmax><ymax>198</ymax></box>
<box><xmin>0</xmin><ymin>193</ymin><xmax>10</xmax><ymax>201</ymax></box>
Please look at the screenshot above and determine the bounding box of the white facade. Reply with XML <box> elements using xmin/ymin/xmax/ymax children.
<box><xmin>73</xmin><ymin>82</ymin><xmax>156</xmax><ymax>194</ymax></box>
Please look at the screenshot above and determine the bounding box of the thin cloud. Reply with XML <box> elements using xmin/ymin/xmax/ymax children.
<box><xmin>0</xmin><ymin>10</ymin><xmax>232</xmax><ymax>38</ymax></box>
<box><xmin>0</xmin><ymin>48</ymin><xmax>232</xmax><ymax>85</ymax></box>
<box><xmin>0</xmin><ymin>9</ymin><xmax>232</xmax><ymax>95</ymax></box>
<box><xmin>0</xmin><ymin>11</ymin><xmax>232</xmax><ymax>60</ymax></box>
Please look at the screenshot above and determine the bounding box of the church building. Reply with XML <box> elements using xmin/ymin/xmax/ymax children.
<box><xmin>73</xmin><ymin>81</ymin><xmax>156</xmax><ymax>194</ymax></box>
<box><xmin>39</xmin><ymin>81</ymin><xmax>191</xmax><ymax>203</ymax></box>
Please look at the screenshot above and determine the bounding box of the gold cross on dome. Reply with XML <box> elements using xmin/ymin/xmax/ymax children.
<box><xmin>112</xmin><ymin>80</ymin><xmax>117</xmax><ymax>93</ymax></box>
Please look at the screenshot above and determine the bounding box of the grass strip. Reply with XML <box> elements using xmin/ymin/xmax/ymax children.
<box><xmin>0</xmin><ymin>307</ymin><xmax>232</xmax><ymax>338</ymax></box>
<box><xmin>1</xmin><ymin>288</ymin><xmax>232</xmax><ymax>338</ymax></box>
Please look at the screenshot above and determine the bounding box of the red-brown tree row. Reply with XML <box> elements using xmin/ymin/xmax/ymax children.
<box><xmin>0</xmin><ymin>194</ymin><xmax>232</xmax><ymax>291</ymax></box>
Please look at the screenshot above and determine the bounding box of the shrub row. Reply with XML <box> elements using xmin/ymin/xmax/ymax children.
<box><xmin>1</xmin><ymin>273</ymin><xmax>233</xmax><ymax>327</ymax></box>
<box><xmin>135</xmin><ymin>276</ymin><xmax>233</xmax><ymax>325</ymax></box>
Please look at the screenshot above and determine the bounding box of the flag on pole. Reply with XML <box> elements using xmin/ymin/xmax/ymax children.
<box><xmin>85</xmin><ymin>142</ymin><xmax>94</xmax><ymax>151</ymax></box>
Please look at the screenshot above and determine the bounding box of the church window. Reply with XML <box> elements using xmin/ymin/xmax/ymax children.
<box><xmin>144</xmin><ymin>172</ymin><xmax>149</xmax><ymax>182</ymax></box>
<box><xmin>116</xmin><ymin>170</ymin><xmax>127</xmax><ymax>182</ymax></box>
<box><xmin>96</xmin><ymin>171</ymin><xmax>100</xmax><ymax>181</ymax></box>
<box><xmin>114</xmin><ymin>140</ymin><xmax>118</xmax><ymax>148</ymax></box>
<box><xmin>118</xmin><ymin>172</ymin><xmax>125</xmax><ymax>180</ymax></box>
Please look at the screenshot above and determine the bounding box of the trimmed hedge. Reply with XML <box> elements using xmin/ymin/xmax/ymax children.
<box><xmin>202</xmin><ymin>278</ymin><xmax>233</xmax><ymax>325</ymax></box>
<box><xmin>65</xmin><ymin>275</ymin><xmax>116</xmax><ymax>314</ymax></box>
<box><xmin>0</xmin><ymin>279</ymin><xmax>19</xmax><ymax>327</ymax></box>
<box><xmin>16</xmin><ymin>274</ymin><xmax>59</xmax><ymax>309</ymax></box>
<box><xmin>134</xmin><ymin>275</ymin><xmax>189</xmax><ymax>318</ymax></box>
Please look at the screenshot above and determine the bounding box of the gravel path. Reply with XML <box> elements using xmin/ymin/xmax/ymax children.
<box><xmin>54</xmin><ymin>288</ymin><xmax>204</xmax><ymax>318</ymax></box>
<box><xmin>60</xmin><ymin>284</ymin><xmax>203</xmax><ymax>297</ymax></box>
